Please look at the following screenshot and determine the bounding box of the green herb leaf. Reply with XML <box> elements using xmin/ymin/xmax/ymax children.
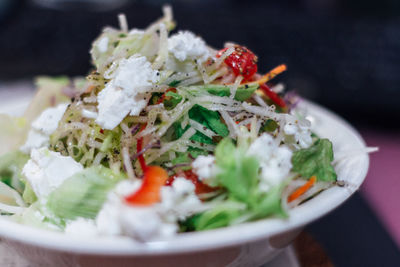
<box><xmin>291</xmin><ymin>139</ymin><xmax>337</xmax><ymax>182</ymax></box>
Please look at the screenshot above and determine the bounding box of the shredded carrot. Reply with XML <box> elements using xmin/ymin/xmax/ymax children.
<box><xmin>288</xmin><ymin>176</ymin><xmax>317</xmax><ymax>203</ymax></box>
<box><xmin>246</xmin><ymin>64</ymin><xmax>287</xmax><ymax>86</ymax></box>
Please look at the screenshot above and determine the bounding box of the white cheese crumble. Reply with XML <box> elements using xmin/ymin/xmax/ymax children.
<box><xmin>94</xmin><ymin>178</ymin><xmax>201</xmax><ymax>241</ymax></box>
<box><xmin>81</xmin><ymin>109</ymin><xmax>98</xmax><ymax>119</ymax></box>
<box><xmin>160</xmin><ymin>177</ymin><xmax>202</xmax><ymax>221</ymax></box>
<box><xmin>96</xmin><ymin>55</ymin><xmax>159</xmax><ymax>130</ymax></box>
<box><xmin>168</xmin><ymin>31</ymin><xmax>210</xmax><ymax>63</ymax></box>
<box><xmin>247</xmin><ymin>134</ymin><xmax>293</xmax><ymax>192</ymax></box>
<box><xmin>283</xmin><ymin>119</ymin><xmax>313</xmax><ymax>149</ymax></box>
<box><xmin>22</xmin><ymin>147</ymin><xmax>83</xmax><ymax>199</ymax></box>
<box><xmin>97</xmin><ymin>37</ymin><xmax>109</xmax><ymax>53</ymax></box>
<box><xmin>20</xmin><ymin>103</ymin><xmax>68</xmax><ymax>154</ymax></box>
<box><xmin>192</xmin><ymin>155</ymin><xmax>219</xmax><ymax>187</ymax></box>
<box><xmin>65</xmin><ymin>218</ymin><xmax>98</xmax><ymax>236</ymax></box>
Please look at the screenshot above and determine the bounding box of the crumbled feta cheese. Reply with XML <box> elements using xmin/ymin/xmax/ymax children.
<box><xmin>119</xmin><ymin>206</ymin><xmax>177</xmax><ymax>241</ymax></box>
<box><xmin>81</xmin><ymin>109</ymin><xmax>98</xmax><ymax>119</ymax></box>
<box><xmin>247</xmin><ymin>134</ymin><xmax>292</xmax><ymax>192</ymax></box>
<box><xmin>168</xmin><ymin>31</ymin><xmax>210</xmax><ymax>63</ymax></box>
<box><xmin>95</xmin><ymin>178</ymin><xmax>201</xmax><ymax>241</ymax></box>
<box><xmin>96</xmin><ymin>179</ymin><xmax>142</xmax><ymax>235</ymax></box>
<box><xmin>96</xmin><ymin>201</ymin><xmax>122</xmax><ymax>236</ymax></box>
<box><xmin>31</xmin><ymin>103</ymin><xmax>68</xmax><ymax>135</ymax></box>
<box><xmin>20</xmin><ymin>130</ymin><xmax>49</xmax><ymax>154</ymax></box>
<box><xmin>20</xmin><ymin>103</ymin><xmax>68</xmax><ymax>153</ymax></box>
<box><xmin>192</xmin><ymin>155</ymin><xmax>219</xmax><ymax>187</ymax></box>
<box><xmin>160</xmin><ymin>177</ymin><xmax>201</xmax><ymax>221</ymax></box>
<box><xmin>65</xmin><ymin>218</ymin><xmax>98</xmax><ymax>236</ymax></box>
<box><xmin>283</xmin><ymin>119</ymin><xmax>312</xmax><ymax>149</ymax></box>
<box><xmin>22</xmin><ymin>147</ymin><xmax>83</xmax><ymax>199</ymax></box>
<box><xmin>96</xmin><ymin>55</ymin><xmax>159</xmax><ymax>130</ymax></box>
<box><xmin>97</xmin><ymin>37</ymin><xmax>109</xmax><ymax>53</ymax></box>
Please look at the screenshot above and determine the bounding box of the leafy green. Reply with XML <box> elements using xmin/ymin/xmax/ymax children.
<box><xmin>0</xmin><ymin>151</ymin><xmax>29</xmax><ymax>193</ymax></box>
<box><xmin>189</xmin><ymin>105</ymin><xmax>229</xmax><ymax>138</ymax></box>
<box><xmin>251</xmin><ymin>185</ymin><xmax>288</xmax><ymax>219</ymax></box>
<box><xmin>191</xmin><ymin>202</ymin><xmax>243</xmax><ymax>231</ymax></box>
<box><xmin>0</xmin><ymin>115</ymin><xmax>28</xmax><ymax>156</ymax></box>
<box><xmin>185</xmin><ymin>84</ymin><xmax>259</xmax><ymax>101</ymax></box>
<box><xmin>168</xmin><ymin>80</ymin><xmax>181</xmax><ymax>87</ymax></box>
<box><xmin>183</xmin><ymin>138</ymin><xmax>287</xmax><ymax>231</ymax></box>
<box><xmin>261</xmin><ymin>119</ymin><xmax>279</xmax><ymax>132</ymax></box>
<box><xmin>291</xmin><ymin>139</ymin><xmax>337</xmax><ymax>182</ymax></box>
<box><xmin>22</xmin><ymin>182</ymin><xmax>37</xmax><ymax>205</ymax></box>
<box><xmin>174</xmin><ymin>105</ymin><xmax>229</xmax><ymax>145</ymax></box>
<box><xmin>47</xmin><ymin>166</ymin><xmax>125</xmax><ymax>220</ymax></box>
<box><xmin>163</xmin><ymin>91</ymin><xmax>183</xmax><ymax>110</ymax></box>
<box><xmin>214</xmin><ymin>138</ymin><xmax>259</xmax><ymax>204</ymax></box>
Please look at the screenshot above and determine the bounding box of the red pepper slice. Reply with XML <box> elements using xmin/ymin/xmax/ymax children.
<box><xmin>259</xmin><ymin>83</ymin><xmax>286</xmax><ymax>108</ymax></box>
<box><xmin>125</xmin><ymin>166</ymin><xmax>168</xmax><ymax>205</ymax></box>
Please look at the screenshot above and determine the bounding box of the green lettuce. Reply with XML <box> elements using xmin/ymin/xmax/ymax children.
<box><xmin>47</xmin><ymin>166</ymin><xmax>125</xmax><ymax>220</ymax></box>
<box><xmin>182</xmin><ymin>138</ymin><xmax>287</xmax><ymax>231</ymax></box>
<box><xmin>291</xmin><ymin>138</ymin><xmax>337</xmax><ymax>182</ymax></box>
<box><xmin>0</xmin><ymin>151</ymin><xmax>29</xmax><ymax>193</ymax></box>
<box><xmin>184</xmin><ymin>84</ymin><xmax>259</xmax><ymax>101</ymax></box>
<box><xmin>174</xmin><ymin>105</ymin><xmax>229</xmax><ymax>145</ymax></box>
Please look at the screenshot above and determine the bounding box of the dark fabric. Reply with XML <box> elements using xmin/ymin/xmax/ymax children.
<box><xmin>307</xmin><ymin>193</ymin><xmax>400</xmax><ymax>267</ymax></box>
<box><xmin>0</xmin><ymin>0</ymin><xmax>400</xmax><ymax>126</ymax></box>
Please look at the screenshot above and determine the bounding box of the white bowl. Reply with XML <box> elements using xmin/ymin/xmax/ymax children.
<box><xmin>0</xmin><ymin>98</ymin><xmax>370</xmax><ymax>267</ymax></box>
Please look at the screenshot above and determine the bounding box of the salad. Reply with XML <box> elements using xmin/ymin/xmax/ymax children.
<box><xmin>0</xmin><ymin>7</ymin><xmax>340</xmax><ymax>241</ymax></box>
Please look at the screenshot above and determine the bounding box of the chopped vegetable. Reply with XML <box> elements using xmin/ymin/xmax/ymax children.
<box><xmin>217</xmin><ymin>45</ymin><xmax>258</xmax><ymax>80</ymax></box>
<box><xmin>291</xmin><ymin>139</ymin><xmax>337</xmax><ymax>182</ymax></box>
<box><xmin>47</xmin><ymin>166</ymin><xmax>124</xmax><ymax>220</ymax></box>
<box><xmin>125</xmin><ymin>166</ymin><xmax>168</xmax><ymax>205</ymax></box>
<box><xmin>288</xmin><ymin>176</ymin><xmax>317</xmax><ymax>203</ymax></box>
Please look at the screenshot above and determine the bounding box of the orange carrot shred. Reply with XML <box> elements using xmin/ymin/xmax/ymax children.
<box><xmin>245</xmin><ymin>64</ymin><xmax>287</xmax><ymax>86</ymax></box>
<box><xmin>288</xmin><ymin>176</ymin><xmax>317</xmax><ymax>203</ymax></box>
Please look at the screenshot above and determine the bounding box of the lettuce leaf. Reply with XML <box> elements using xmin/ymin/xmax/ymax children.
<box><xmin>0</xmin><ymin>115</ymin><xmax>29</xmax><ymax>156</ymax></box>
<box><xmin>0</xmin><ymin>151</ymin><xmax>29</xmax><ymax>193</ymax></box>
<box><xmin>47</xmin><ymin>166</ymin><xmax>125</xmax><ymax>220</ymax></box>
<box><xmin>184</xmin><ymin>138</ymin><xmax>287</xmax><ymax>231</ymax></box>
<box><xmin>214</xmin><ymin>138</ymin><xmax>259</xmax><ymax>205</ymax></box>
<box><xmin>184</xmin><ymin>84</ymin><xmax>258</xmax><ymax>101</ymax></box>
<box><xmin>174</xmin><ymin>105</ymin><xmax>229</xmax><ymax>145</ymax></box>
<box><xmin>291</xmin><ymin>138</ymin><xmax>337</xmax><ymax>181</ymax></box>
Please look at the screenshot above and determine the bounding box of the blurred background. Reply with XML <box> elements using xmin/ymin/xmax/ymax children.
<box><xmin>0</xmin><ymin>0</ymin><xmax>399</xmax><ymax>266</ymax></box>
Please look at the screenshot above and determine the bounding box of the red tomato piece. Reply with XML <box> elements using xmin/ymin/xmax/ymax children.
<box><xmin>166</xmin><ymin>170</ymin><xmax>217</xmax><ymax>195</ymax></box>
<box><xmin>217</xmin><ymin>45</ymin><xmax>258</xmax><ymax>80</ymax></box>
